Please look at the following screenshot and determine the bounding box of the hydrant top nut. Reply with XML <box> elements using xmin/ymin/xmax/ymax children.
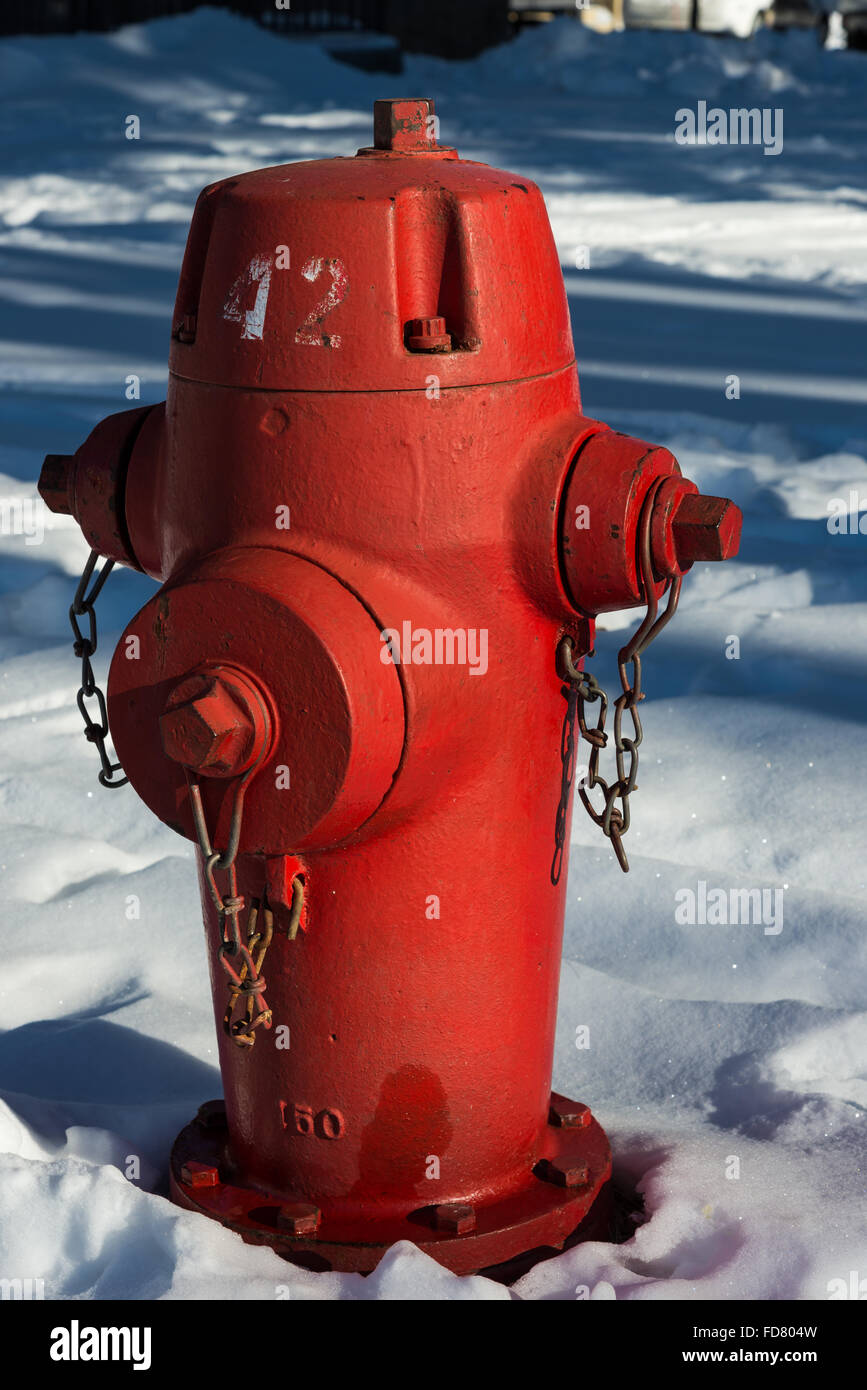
<box><xmin>373</xmin><ymin>98</ymin><xmax>438</xmax><ymax>152</ymax></box>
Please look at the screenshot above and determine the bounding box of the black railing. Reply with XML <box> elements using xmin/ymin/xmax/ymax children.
<box><xmin>0</xmin><ymin>0</ymin><xmax>197</xmax><ymax>34</ymax></box>
<box><xmin>244</xmin><ymin>1</ymin><xmax>390</xmax><ymax>32</ymax></box>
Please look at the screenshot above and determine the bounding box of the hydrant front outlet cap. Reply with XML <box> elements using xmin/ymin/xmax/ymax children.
<box><xmin>43</xmin><ymin>98</ymin><xmax>744</xmax><ymax>1279</ymax></box>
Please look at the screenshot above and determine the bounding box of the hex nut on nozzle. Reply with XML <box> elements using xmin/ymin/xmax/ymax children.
<box><xmin>38</xmin><ymin>454</ymin><xmax>74</xmax><ymax>515</ymax></box>
<box><xmin>671</xmin><ymin>493</ymin><xmax>742</xmax><ymax>566</ymax></box>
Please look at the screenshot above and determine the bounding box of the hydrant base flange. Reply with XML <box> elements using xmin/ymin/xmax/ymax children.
<box><xmin>169</xmin><ymin>1092</ymin><xmax>612</xmax><ymax>1276</ymax></box>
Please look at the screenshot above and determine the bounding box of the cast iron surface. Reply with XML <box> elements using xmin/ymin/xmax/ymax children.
<box><xmin>170</xmin><ymin>1092</ymin><xmax>612</xmax><ymax>1276</ymax></box>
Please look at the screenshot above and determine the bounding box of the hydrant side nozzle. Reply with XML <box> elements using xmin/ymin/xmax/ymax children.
<box><xmin>560</xmin><ymin>431</ymin><xmax>745</xmax><ymax>611</ymax></box>
<box><xmin>37</xmin><ymin>405</ymin><xmax>157</xmax><ymax>571</ymax></box>
<box><xmin>558</xmin><ymin>431</ymin><xmax>683</xmax><ymax>615</ymax></box>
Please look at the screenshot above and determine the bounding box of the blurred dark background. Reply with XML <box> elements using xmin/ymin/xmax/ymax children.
<box><xmin>4</xmin><ymin>0</ymin><xmax>851</xmax><ymax>59</ymax></box>
<box><xmin>0</xmin><ymin>0</ymin><xmax>511</xmax><ymax>59</ymax></box>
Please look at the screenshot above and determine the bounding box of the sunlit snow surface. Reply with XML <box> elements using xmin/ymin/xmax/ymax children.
<box><xmin>0</xmin><ymin>8</ymin><xmax>865</xmax><ymax>1300</ymax></box>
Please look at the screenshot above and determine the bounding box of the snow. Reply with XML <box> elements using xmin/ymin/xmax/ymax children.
<box><xmin>0</xmin><ymin>9</ymin><xmax>865</xmax><ymax>1301</ymax></box>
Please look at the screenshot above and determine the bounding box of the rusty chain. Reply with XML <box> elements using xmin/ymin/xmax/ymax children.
<box><xmin>551</xmin><ymin>478</ymin><xmax>682</xmax><ymax>880</ymax></box>
<box><xmin>69</xmin><ymin>549</ymin><xmax>128</xmax><ymax>788</ymax></box>
<box><xmin>187</xmin><ymin>769</ymin><xmax>303</xmax><ymax>1048</ymax></box>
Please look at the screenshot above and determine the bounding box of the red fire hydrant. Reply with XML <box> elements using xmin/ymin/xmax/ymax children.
<box><xmin>39</xmin><ymin>99</ymin><xmax>741</xmax><ymax>1276</ymax></box>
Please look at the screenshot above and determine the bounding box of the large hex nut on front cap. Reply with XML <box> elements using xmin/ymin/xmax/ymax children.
<box><xmin>159</xmin><ymin>666</ymin><xmax>272</xmax><ymax>779</ymax></box>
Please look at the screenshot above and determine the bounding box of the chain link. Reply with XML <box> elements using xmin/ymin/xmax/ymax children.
<box><xmin>187</xmin><ymin>771</ymin><xmax>303</xmax><ymax>1049</ymax></box>
<box><xmin>552</xmin><ymin>478</ymin><xmax>682</xmax><ymax>880</ymax></box>
<box><xmin>69</xmin><ymin>549</ymin><xmax>128</xmax><ymax>788</ymax></box>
